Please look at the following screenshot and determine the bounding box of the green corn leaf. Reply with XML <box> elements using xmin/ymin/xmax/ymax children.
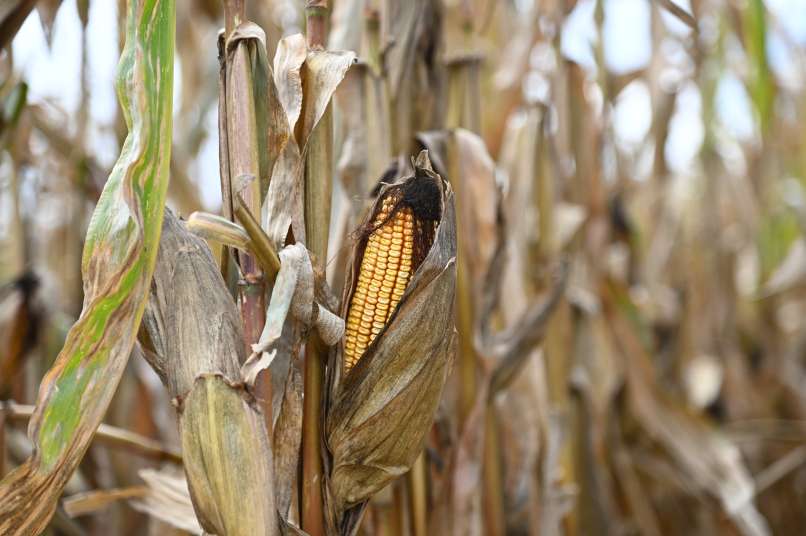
<box><xmin>0</xmin><ymin>1</ymin><xmax>175</xmax><ymax>534</ymax></box>
<box><xmin>743</xmin><ymin>0</ymin><xmax>774</xmax><ymax>137</ymax></box>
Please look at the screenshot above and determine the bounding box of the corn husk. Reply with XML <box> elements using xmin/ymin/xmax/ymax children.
<box><xmin>140</xmin><ymin>210</ymin><xmax>276</xmax><ymax>536</ymax></box>
<box><xmin>324</xmin><ymin>151</ymin><xmax>457</xmax><ymax>534</ymax></box>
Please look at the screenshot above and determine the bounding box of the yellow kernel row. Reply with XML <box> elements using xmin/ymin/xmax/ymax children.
<box><xmin>343</xmin><ymin>199</ymin><xmax>415</xmax><ymax>372</ymax></box>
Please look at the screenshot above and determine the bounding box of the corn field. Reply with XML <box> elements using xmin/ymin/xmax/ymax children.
<box><xmin>1</xmin><ymin>0</ymin><xmax>805</xmax><ymax>534</ymax></box>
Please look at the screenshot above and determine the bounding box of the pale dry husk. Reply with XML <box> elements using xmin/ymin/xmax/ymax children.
<box><xmin>140</xmin><ymin>210</ymin><xmax>276</xmax><ymax>536</ymax></box>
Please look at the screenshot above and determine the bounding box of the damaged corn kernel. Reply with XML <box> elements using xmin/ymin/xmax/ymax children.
<box><xmin>344</xmin><ymin>197</ymin><xmax>415</xmax><ymax>371</ymax></box>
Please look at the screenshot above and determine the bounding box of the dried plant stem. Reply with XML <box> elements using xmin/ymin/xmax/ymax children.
<box><xmin>217</xmin><ymin>33</ymin><xmax>234</xmax><ymax>278</ymax></box>
<box><xmin>8</xmin><ymin>160</ymin><xmax>24</xmax><ymax>277</ymax></box>
<box><xmin>221</xmin><ymin>0</ymin><xmax>271</xmax><ymax>437</ymax></box>
<box><xmin>406</xmin><ymin>453</ymin><xmax>428</xmax><ymax>536</ymax></box>
<box><xmin>0</xmin><ymin>408</ymin><xmax>5</xmax><ymax>479</ymax></box>
<box><xmin>306</xmin><ymin>1</ymin><xmax>329</xmax><ymax>49</ymax></box>
<box><xmin>447</xmin><ymin>124</ymin><xmax>509</xmax><ymax>535</ymax></box>
<box><xmin>447</xmin><ymin>135</ymin><xmax>478</xmax><ymax>425</ymax></box>
<box><xmin>392</xmin><ymin>482</ymin><xmax>406</xmax><ymax>536</ymax></box>
<box><xmin>482</xmin><ymin>406</ymin><xmax>505</xmax><ymax>536</ymax></box>
<box><xmin>445</xmin><ymin>57</ymin><xmax>483</xmax><ymax>133</ymax></box>
<box><xmin>363</xmin><ymin>10</ymin><xmax>393</xmax><ymax>185</ymax></box>
<box><xmin>222</xmin><ymin>0</ymin><xmax>264</xmax><ymax>341</ymax></box>
<box><xmin>224</xmin><ymin>0</ymin><xmax>245</xmax><ymax>36</ymax></box>
<box><xmin>302</xmin><ymin>336</ymin><xmax>326</xmax><ymax>536</ymax></box>
<box><xmin>534</xmin><ymin>109</ymin><xmax>556</xmax><ymax>259</ymax></box>
<box><xmin>302</xmin><ymin>4</ymin><xmax>330</xmax><ymax>535</ymax></box>
<box><xmin>654</xmin><ymin>0</ymin><xmax>696</xmax><ymax>30</ymax></box>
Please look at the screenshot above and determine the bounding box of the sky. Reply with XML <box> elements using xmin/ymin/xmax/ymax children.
<box><xmin>9</xmin><ymin>0</ymin><xmax>806</xmax><ymax>209</ymax></box>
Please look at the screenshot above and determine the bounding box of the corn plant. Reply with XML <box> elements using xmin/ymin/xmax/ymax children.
<box><xmin>4</xmin><ymin>0</ymin><xmax>806</xmax><ymax>535</ymax></box>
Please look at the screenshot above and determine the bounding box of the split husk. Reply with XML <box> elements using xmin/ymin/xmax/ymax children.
<box><xmin>324</xmin><ymin>151</ymin><xmax>457</xmax><ymax>534</ymax></box>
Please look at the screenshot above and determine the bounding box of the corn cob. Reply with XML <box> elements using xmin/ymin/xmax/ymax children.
<box><xmin>343</xmin><ymin>196</ymin><xmax>415</xmax><ymax>371</ymax></box>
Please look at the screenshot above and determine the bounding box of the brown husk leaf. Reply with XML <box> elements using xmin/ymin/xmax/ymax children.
<box><xmin>324</xmin><ymin>151</ymin><xmax>457</xmax><ymax>534</ymax></box>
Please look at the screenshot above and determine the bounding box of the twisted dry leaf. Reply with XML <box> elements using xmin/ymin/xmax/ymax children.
<box><xmin>263</xmin><ymin>34</ymin><xmax>356</xmax><ymax>248</ymax></box>
<box><xmin>0</xmin><ymin>2</ymin><xmax>175</xmax><ymax>533</ymax></box>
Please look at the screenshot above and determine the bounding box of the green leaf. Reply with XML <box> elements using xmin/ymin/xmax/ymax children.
<box><xmin>0</xmin><ymin>0</ymin><xmax>175</xmax><ymax>533</ymax></box>
<box><xmin>743</xmin><ymin>0</ymin><xmax>774</xmax><ymax>136</ymax></box>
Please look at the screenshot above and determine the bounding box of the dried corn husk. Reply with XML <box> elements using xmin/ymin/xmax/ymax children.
<box><xmin>324</xmin><ymin>151</ymin><xmax>457</xmax><ymax>534</ymax></box>
<box><xmin>140</xmin><ymin>210</ymin><xmax>276</xmax><ymax>536</ymax></box>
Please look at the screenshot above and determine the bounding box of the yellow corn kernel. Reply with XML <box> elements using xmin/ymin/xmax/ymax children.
<box><xmin>344</xmin><ymin>198</ymin><xmax>415</xmax><ymax>372</ymax></box>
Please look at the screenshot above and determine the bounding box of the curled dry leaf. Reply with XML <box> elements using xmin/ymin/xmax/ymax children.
<box><xmin>273</xmin><ymin>33</ymin><xmax>308</xmax><ymax>136</ymax></box>
<box><xmin>244</xmin><ymin>242</ymin><xmax>344</xmax><ymax>386</ymax></box>
<box><xmin>324</xmin><ymin>151</ymin><xmax>457</xmax><ymax>534</ymax></box>
<box><xmin>130</xmin><ymin>469</ymin><xmax>203</xmax><ymax>535</ymax></box>
<box><xmin>263</xmin><ymin>34</ymin><xmax>356</xmax><ymax>248</ymax></box>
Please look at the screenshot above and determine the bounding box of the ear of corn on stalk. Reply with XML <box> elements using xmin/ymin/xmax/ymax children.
<box><xmin>343</xmin><ymin>183</ymin><xmax>440</xmax><ymax>372</ymax></box>
<box><xmin>324</xmin><ymin>151</ymin><xmax>456</xmax><ymax>534</ymax></box>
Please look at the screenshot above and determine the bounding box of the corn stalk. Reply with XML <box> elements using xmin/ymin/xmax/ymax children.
<box><xmin>302</xmin><ymin>2</ymin><xmax>332</xmax><ymax>535</ymax></box>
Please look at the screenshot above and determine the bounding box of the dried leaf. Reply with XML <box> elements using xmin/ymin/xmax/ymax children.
<box><xmin>0</xmin><ymin>0</ymin><xmax>37</xmax><ymax>50</ymax></box>
<box><xmin>63</xmin><ymin>486</ymin><xmax>148</xmax><ymax>518</ymax></box>
<box><xmin>604</xmin><ymin>281</ymin><xmax>771</xmax><ymax>536</ymax></box>
<box><xmin>298</xmin><ymin>49</ymin><xmax>357</xmax><ymax>149</ymax></box>
<box><xmin>273</xmin><ymin>356</ymin><xmax>304</xmax><ymax>519</ymax></box>
<box><xmin>274</xmin><ymin>34</ymin><xmax>308</xmax><ymax>135</ymax></box>
<box><xmin>243</xmin><ymin>243</ymin><xmax>344</xmax><ymax>386</ymax></box>
<box><xmin>131</xmin><ymin>469</ymin><xmax>203</xmax><ymax>535</ymax></box>
<box><xmin>263</xmin><ymin>38</ymin><xmax>356</xmax><ymax>248</ymax></box>
<box><xmin>36</xmin><ymin>0</ymin><xmax>62</xmax><ymax>45</ymax></box>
